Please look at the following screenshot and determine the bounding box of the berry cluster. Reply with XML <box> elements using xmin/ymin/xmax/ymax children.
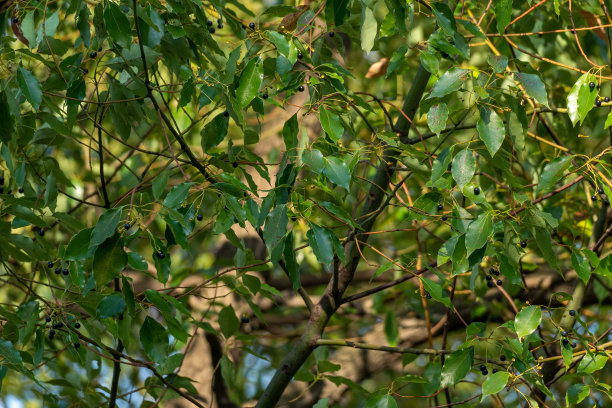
<box><xmin>486</xmin><ymin>268</ymin><xmax>503</xmax><ymax>287</ymax></box>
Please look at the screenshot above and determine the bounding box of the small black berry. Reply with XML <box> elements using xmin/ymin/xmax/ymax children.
<box><xmin>562</xmin><ymin>338</ymin><xmax>569</xmax><ymax>346</ymax></box>
<box><xmin>209</xmin><ymin>28</ymin><xmax>215</xmax><ymax>34</ymax></box>
<box><xmin>18</xmin><ymin>187</ymin><xmax>24</xmax><ymax>193</ymax></box>
<box><xmin>156</xmin><ymin>250</ymin><xmax>165</xmax><ymax>259</ymax></box>
<box><xmin>473</xmin><ymin>186</ymin><xmax>480</xmax><ymax>195</ymax></box>
<box><xmin>90</xmin><ymin>51</ymin><xmax>97</xmax><ymax>58</ymax></box>
<box><xmin>232</xmin><ymin>161</ymin><xmax>238</xmax><ymax>168</ymax></box>
<box><xmin>12</xmin><ymin>17</ymin><xmax>18</xmax><ymax>23</ymax></box>
<box><xmin>74</xmin><ymin>342</ymin><xmax>80</xmax><ymax>348</ymax></box>
<box><xmin>493</xmin><ymin>270</ymin><xmax>500</xmax><ymax>276</ymax></box>
<box><xmin>74</xmin><ymin>322</ymin><xmax>81</xmax><ymax>329</ymax></box>
<box><xmin>487</xmin><ymin>281</ymin><xmax>494</xmax><ymax>288</ymax></box>
<box><xmin>492</xmin><ymin>368</ymin><xmax>498</xmax><ymax>373</ymax></box>
<box><xmin>49</xmin><ymin>329</ymin><xmax>56</xmax><ymax>336</ymax></box>
<box><xmin>262</xmin><ymin>93</ymin><xmax>268</xmax><ymax>99</ymax></box>
<box><xmin>241</xmin><ymin>24</ymin><xmax>246</xmax><ymax>29</ymax></box>
<box><xmin>571</xmin><ymin>342</ymin><xmax>576</xmax><ymax>348</ymax></box>
<box><xmin>217</xmin><ymin>23</ymin><xmax>223</xmax><ymax>29</ymax></box>
<box><xmin>98</xmin><ymin>46</ymin><xmax>102</xmax><ymax>52</ymax></box>
<box><xmin>207</xmin><ymin>21</ymin><xmax>212</xmax><ymax>26</ymax></box>
<box><xmin>298</xmin><ymin>85</ymin><xmax>305</xmax><ymax>92</ymax></box>
<box><xmin>569</xmin><ymin>309</ymin><xmax>576</xmax><ymax>316</ymax></box>
<box><xmin>297</xmin><ymin>52</ymin><xmax>303</xmax><ymax>59</ymax></box>
<box><xmin>441</xmin><ymin>216</ymin><xmax>448</xmax><ymax>221</ymax></box>
<box><xmin>520</xmin><ymin>241</ymin><xmax>527</xmax><ymax>248</ymax></box>
<box><xmin>249</xmin><ymin>22</ymin><xmax>255</xmax><ymax>29</ymax></box>
<box><xmin>596</xmin><ymin>99</ymin><xmax>602</xmax><ymax>107</ymax></box>
<box><xmin>592</xmin><ymin>194</ymin><xmax>598</xmax><ymax>201</ymax></box>
<box><xmin>48</xmin><ymin>261</ymin><xmax>54</xmax><ymax>268</ymax></box>
<box><xmin>329</xmin><ymin>31</ymin><xmax>335</xmax><ymax>37</ymax></box>
<box><xmin>83</xmin><ymin>68</ymin><xmax>88</xmax><ymax>74</ymax></box>
<box><xmin>241</xmin><ymin>313</ymin><xmax>250</xmax><ymax>323</ymax></box>
<box><xmin>480</xmin><ymin>364</ymin><xmax>486</xmax><ymax>371</ymax></box>
<box><xmin>291</xmin><ymin>216</ymin><xmax>297</xmax><ymax>221</ymax></box>
<box><xmin>589</xmin><ymin>81</ymin><xmax>596</xmax><ymax>90</ymax></box>
<box><xmin>39</xmin><ymin>229</ymin><xmax>45</xmax><ymax>236</ymax></box>
<box><xmin>425</xmin><ymin>292</ymin><xmax>432</xmax><ymax>299</ymax></box>
<box><xmin>482</xmin><ymin>369</ymin><xmax>488</xmax><ymax>375</ymax></box>
<box><xmin>196</xmin><ymin>214</ymin><xmax>203</xmax><ymax>221</ymax></box>
<box><xmin>62</xmin><ymin>269</ymin><xmax>69</xmax><ymax>276</ymax></box>
<box><xmin>217</xmin><ymin>19</ymin><xmax>222</xmax><ymax>24</ymax></box>
<box><xmin>486</xmin><ymin>275</ymin><xmax>492</xmax><ymax>281</ymax></box>
<box><xmin>562</xmin><ymin>330</ymin><xmax>568</xmax><ymax>337</ymax></box>
<box><xmin>496</xmin><ymin>279</ymin><xmax>502</xmax><ymax>286</ymax></box>
<box><xmin>124</xmin><ymin>223</ymin><xmax>130</xmax><ymax>230</ymax></box>
<box><xmin>45</xmin><ymin>316</ymin><xmax>51</xmax><ymax>323</ymax></box>
<box><xmin>437</xmin><ymin>204</ymin><xmax>443</xmax><ymax>211</ymax></box>
<box><xmin>500</xmin><ymin>355</ymin><xmax>506</xmax><ymax>361</ymax></box>
<box><xmin>54</xmin><ymin>267</ymin><xmax>61</xmax><ymax>275</ymax></box>
<box><xmin>597</xmin><ymin>188</ymin><xmax>604</xmax><ymax>194</ymax></box>
<box><xmin>223</xmin><ymin>110</ymin><xmax>229</xmax><ymax>117</ymax></box>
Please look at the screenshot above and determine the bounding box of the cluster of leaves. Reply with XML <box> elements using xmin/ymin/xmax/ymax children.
<box><xmin>0</xmin><ymin>0</ymin><xmax>611</xmax><ymax>407</ymax></box>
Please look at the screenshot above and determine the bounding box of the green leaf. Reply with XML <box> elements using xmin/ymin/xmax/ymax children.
<box><xmin>307</xmin><ymin>223</ymin><xmax>335</xmax><ymax>265</ymax></box>
<box><xmin>263</xmin><ymin>204</ymin><xmax>288</xmax><ymax>253</ymax></box>
<box><xmin>90</xmin><ymin>207</ymin><xmax>123</xmax><ymax>248</ymax></box>
<box><xmin>533</xmin><ymin>227</ymin><xmax>559</xmax><ymax>271</ymax></box>
<box><xmin>364</xmin><ymin>394</ymin><xmax>398</xmax><ymax>408</ymax></box>
<box><xmin>236</xmin><ymin>58</ymin><xmax>263</xmax><ymax>108</ymax></box>
<box><xmin>465</xmin><ymin>212</ymin><xmax>493</xmax><ymax>255</ymax></box>
<box><xmin>515</xmin><ymin>73</ymin><xmax>548</xmax><ymax>107</ymax></box>
<box><xmin>482</xmin><ymin>371</ymin><xmax>510</xmax><ymax>396</ymax></box>
<box><xmin>561</xmin><ymin>339</ymin><xmax>573</xmax><ymax>369</ymax></box>
<box><xmin>282</xmin><ymin>113</ymin><xmax>299</xmax><ymax>151</ymax></box>
<box><xmin>17</xmin><ymin>68</ymin><xmax>42</xmax><ymax>110</ymax></box>
<box><xmin>421</xmin><ymin>276</ymin><xmax>451</xmax><ymax>307</ymax></box>
<box><xmin>0</xmin><ymin>339</ymin><xmax>23</xmax><ymax>365</ymax></box>
<box><xmin>65</xmin><ymin>228</ymin><xmax>96</xmax><ymax>260</ymax></box>
<box><xmin>93</xmin><ymin>233</ymin><xmax>127</xmax><ymax>289</ymax></box>
<box><xmin>566</xmin><ymin>384</ymin><xmax>590</xmax><ymax>406</ymax></box>
<box><xmin>431</xmin><ymin>2</ymin><xmax>456</xmax><ymax>36</ymax></box>
<box><xmin>494</xmin><ymin>0</ymin><xmax>513</xmax><ymax>35</ymax></box>
<box><xmin>320</xmin><ymin>108</ymin><xmax>344</xmax><ymax>141</ymax></box>
<box><xmin>440</xmin><ymin>347</ymin><xmax>474</xmax><ymax>388</ymax></box>
<box><xmin>21</xmin><ymin>11</ymin><xmax>37</xmax><ymax>49</ymax></box>
<box><xmin>219</xmin><ymin>305</ymin><xmax>240</xmax><ymax>339</ymax></box>
<box><xmin>428</xmin><ymin>68</ymin><xmax>470</xmax><ymax>99</ymax></box>
<box><xmin>567</xmin><ymin>72</ymin><xmax>598</xmax><ymax>126</ymax></box>
<box><xmin>163</xmin><ymin>183</ymin><xmax>192</xmax><ymax>209</ymax></box>
<box><xmin>514</xmin><ymin>305</ymin><xmax>542</xmax><ymax>340</ymax></box>
<box><xmin>477</xmin><ymin>107</ymin><xmax>505</xmax><ymax>157</ymax></box>
<box><xmin>140</xmin><ymin>316</ymin><xmax>168</xmax><ymax>365</ymax></box>
<box><xmin>537</xmin><ymin>156</ymin><xmax>571</xmax><ymax>194</ymax></box>
<box><xmin>96</xmin><ymin>293</ymin><xmax>126</xmax><ymax>319</ymax></box>
<box><xmin>324</xmin><ymin>157</ymin><xmax>351</xmax><ymax>191</ymax></box>
<box><xmin>458</xmin><ymin>20</ymin><xmax>485</xmax><ymax>38</ymax></box>
<box><xmin>452</xmin><ymin>148</ymin><xmax>475</xmax><ymax>188</ymax></box>
<box><xmin>103</xmin><ymin>1</ymin><xmax>132</xmax><ymax>47</ymax></box>
<box><xmin>577</xmin><ymin>353</ymin><xmax>607</xmax><ymax>374</ymax></box>
<box><xmin>361</xmin><ymin>6</ymin><xmax>378</xmax><ymax>53</ymax></box>
<box><xmin>427</xmin><ymin>103</ymin><xmax>449</xmax><ymax>137</ymax></box>
<box><xmin>201</xmin><ymin>113</ymin><xmax>229</xmax><ymax>152</ymax></box>
<box><xmin>152</xmin><ymin>169</ymin><xmax>170</xmax><ymax>199</ymax></box>
<box><xmin>488</xmin><ymin>55</ymin><xmax>508</xmax><ymax>73</ymax></box>
<box><xmin>144</xmin><ymin>290</ymin><xmax>188</xmax><ymax>342</ymax></box>
<box><xmin>572</xmin><ymin>251</ymin><xmax>591</xmax><ymax>285</ymax></box>
<box><xmin>319</xmin><ymin>201</ymin><xmax>358</xmax><ymax>229</ymax></box>
<box><xmin>384</xmin><ymin>310</ymin><xmax>398</xmax><ymax>346</ymax></box>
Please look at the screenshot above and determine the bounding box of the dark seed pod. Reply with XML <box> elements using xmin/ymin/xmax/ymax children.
<box><xmin>520</xmin><ymin>241</ymin><xmax>527</xmax><ymax>248</ymax></box>
<box><xmin>496</xmin><ymin>279</ymin><xmax>503</xmax><ymax>286</ymax></box>
<box><xmin>569</xmin><ymin>309</ymin><xmax>576</xmax><ymax>316</ymax></box>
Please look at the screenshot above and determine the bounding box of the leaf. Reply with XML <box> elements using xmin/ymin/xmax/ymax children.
<box><xmin>561</xmin><ymin>339</ymin><xmax>573</xmax><ymax>369</ymax></box>
<box><xmin>236</xmin><ymin>58</ymin><xmax>263</xmax><ymax>108</ymax></box>
<box><xmin>364</xmin><ymin>394</ymin><xmax>398</xmax><ymax>408</ymax></box>
<box><xmin>482</xmin><ymin>371</ymin><xmax>510</xmax><ymax>396</ymax></box>
<box><xmin>65</xmin><ymin>228</ymin><xmax>96</xmax><ymax>260</ymax></box>
<box><xmin>324</xmin><ymin>157</ymin><xmax>351</xmax><ymax>191</ymax></box>
<box><xmin>103</xmin><ymin>1</ymin><xmax>132</xmax><ymax>47</ymax></box>
<box><xmin>163</xmin><ymin>183</ymin><xmax>192</xmax><ymax>209</ymax></box>
<box><xmin>319</xmin><ymin>108</ymin><xmax>344</xmax><ymax>141</ymax></box>
<box><xmin>421</xmin><ymin>276</ymin><xmax>451</xmax><ymax>307</ymax></box>
<box><xmin>515</xmin><ymin>73</ymin><xmax>548</xmax><ymax>107</ymax></box>
<box><xmin>319</xmin><ymin>201</ymin><xmax>358</xmax><ymax>229</ymax></box>
<box><xmin>307</xmin><ymin>223</ymin><xmax>334</xmax><ymax>265</ymax></box>
<box><xmin>465</xmin><ymin>212</ymin><xmax>493</xmax><ymax>255</ymax></box>
<box><xmin>577</xmin><ymin>353</ymin><xmax>607</xmax><ymax>374</ymax></box>
<box><xmin>427</xmin><ymin>103</ymin><xmax>449</xmax><ymax>137</ymax></box>
<box><xmin>431</xmin><ymin>2</ymin><xmax>456</xmax><ymax>36</ymax></box>
<box><xmin>440</xmin><ymin>347</ymin><xmax>474</xmax><ymax>388</ymax></box>
<box><xmin>384</xmin><ymin>310</ymin><xmax>398</xmax><ymax>346</ymax></box>
<box><xmin>537</xmin><ymin>156</ymin><xmax>571</xmax><ymax>194</ymax></box>
<box><xmin>567</xmin><ymin>72</ymin><xmax>598</xmax><ymax>126</ymax></box>
<box><xmin>0</xmin><ymin>339</ymin><xmax>22</xmax><ymax>365</ymax></box>
<box><xmin>477</xmin><ymin>107</ymin><xmax>505</xmax><ymax>157</ymax></box>
<box><xmin>93</xmin><ymin>233</ymin><xmax>127</xmax><ymax>289</ymax></box>
<box><xmin>140</xmin><ymin>316</ymin><xmax>168</xmax><ymax>365</ymax></box>
<box><xmin>96</xmin><ymin>293</ymin><xmax>126</xmax><ymax>319</ymax></box>
<box><xmin>17</xmin><ymin>68</ymin><xmax>42</xmax><ymax>110</ymax></box>
<box><xmin>361</xmin><ymin>7</ymin><xmax>378</xmax><ymax>53</ymax></box>
<box><xmin>452</xmin><ymin>148</ymin><xmax>475</xmax><ymax>188</ymax></box>
<box><xmin>428</xmin><ymin>68</ymin><xmax>470</xmax><ymax>99</ymax></box>
<box><xmin>533</xmin><ymin>227</ymin><xmax>559</xmax><ymax>271</ymax></box>
<box><xmin>283</xmin><ymin>113</ymin><xmax>299</xmax><ymax>151</ymax></box>
<box><xmin>263</xmin><ymin>204</ymin><xmax>288</xmax><ymax>253</ymax></box>
<box><xmin>201</xmin><ymin>113</ymin><xmax>229</xmax><ymax>152</ymax></box>
<box><xmin>572</xmin><ymin>251</ymin><xmax>591</xmax><ymax>285</ymax></box>
<box><xmin>566</xmin><ymin>384</ymin><xmax>590</xmax><ymax>405</ymax></box>
<box><xmin>90</xmin><ymin>207</ymin><xmax>123</xmax><ymax>248</ymax></box>
<box><xmin>514</xmin><ymin>305</ymin><xmax>542</xmax><ymax>340</ymax></box>
<box><xmin>494</xmin><ymin>0</ymin><xmax>513</xmax><ymax>35</ymax></box>
<box><xmin>488</xmin><ymin>55</ymin><xmax>508</xmax><ymax>73</ymax></box>
<box><xmin>152</xmin><ymin>169</ymin><xmax>170</xmax><ymax>199</ymax></box>
<box><xmin>219</xmin><ymin>305</ymin><xmax>240</xmax><ymax>339</ymax></box>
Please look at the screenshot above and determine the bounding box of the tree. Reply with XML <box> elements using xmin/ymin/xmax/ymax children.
<box><xmin>0</xmin><ymin>0</ymin><xmax>611</xmax><ymax>406</ymax></box>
